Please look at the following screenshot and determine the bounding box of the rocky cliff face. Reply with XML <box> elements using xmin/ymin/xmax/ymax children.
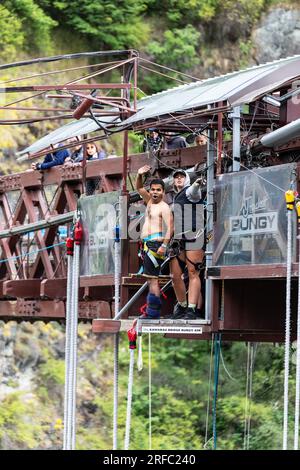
<box><xmin>1</xmin><ymin>2</ymin><xmax>300</xmax><ymax>451</ymax></box>
<box><xmin>0</xmin><ymin>321</ymin><xmax>115</xmax><ymax>449</ymax></box>
<box><xmin>253</xmin><ymin>7</ymin><xmax>300</xmax><ymax>63</ymax></box>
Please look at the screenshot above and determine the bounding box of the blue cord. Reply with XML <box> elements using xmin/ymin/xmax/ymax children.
<box><xmin>212</xmin><ymin>333</ymin><xmax>221</xmax><ymax>450</ymax></box>
<box><xmin>0</xmin><ymin>241</ymin><xmax>65</xmax><ymax>265</ymax></box>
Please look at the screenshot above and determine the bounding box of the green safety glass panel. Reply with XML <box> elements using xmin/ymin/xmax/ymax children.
<box><xmin>213</xmin><ymin>163</ymin><xmax>297</xmax><ymax>266</ymax></box>
<box><xmin>78</xmin><ymin>192</ymin><xmax>121</xmax><ymax>276</ymax></box>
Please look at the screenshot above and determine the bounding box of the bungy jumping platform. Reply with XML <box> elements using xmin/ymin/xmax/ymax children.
<box><xmin>92</xmin><ymin>318</ymin><xmax>212</xmax><ymax>340</ymax></box>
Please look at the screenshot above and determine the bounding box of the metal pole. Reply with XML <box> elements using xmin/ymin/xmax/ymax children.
<box><xmin>0</xmin><ymin>211</ymin><xmax>74</xmax><ymax>239</ymax></box>
<box><xmin>232</xmin><ymin>106</ymin><xmax>241</xmax><ymax>172</ymax></box>
<box><xmin>205</xmin><ymin>121</ymin><xmax>215</xmax><ymax>321</ymax></box>
<box><xmin>217</xmin><ymin>110</ymin><xmax>223</xmax><ymax>175</ymax></box>
<box><xmin>283</xmin><ymin>194</ymin><xmax>293</xmax><ymax>450</ymax></box>
<box><xmin>113</xmin><ymin>259</ymin><xmax>171</xmax><ymax>321</ymax></box>
<box><xmin>294</xmin><ymin>203</ymin><xmax>300</xmax><ymax>450</ymax></box>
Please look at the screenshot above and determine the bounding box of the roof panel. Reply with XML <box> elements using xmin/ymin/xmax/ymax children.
<box><xmin>18</xmin><ymin>115</ymin><xmax>120</xmax><ymax>156</ymax></box>
<box><xmin>123</xmin><ymin>54</ymin><xmax>300</xmax><ymax>126</ymax></box>
<box><xmin>17</xmin><ymin>54</ymin><xmax>300</xmax><ymax>157</ymax></box>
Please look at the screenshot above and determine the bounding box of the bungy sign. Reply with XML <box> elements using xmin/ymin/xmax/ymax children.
<box><xmin>213</xmin><ymin>163</ymin><xmax>297</xmax><ymax>266</ymax></box>
<box><xmin>229</xmin><ymin>212</ymin><xmax>278</xmax><ymax>236</ymax></box>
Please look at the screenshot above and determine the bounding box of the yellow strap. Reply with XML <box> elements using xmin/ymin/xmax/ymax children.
<box><xmin>285</xmin><ymin>190</ymin><xmax>296</xmax><ymax>211</ymax></box>
<box><xmin>144</xmin><ymin>243</ymin><xmax>165</xmax><ymax>260</ymax></box>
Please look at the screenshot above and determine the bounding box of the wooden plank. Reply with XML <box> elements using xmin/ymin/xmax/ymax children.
<box><xmin>122</xmin><ymin>275</ymin><xmax>171</xmax><ymax>286</ymax></box>
<box><xmin>208</xmin><ymin>263</ymin><xmax>299</xmax><ymax>280</ymax></box>
<box><xmin>92</xmin><ymin>318</ymin><xmax>211</xmax><ymax>335</ymax></box>
<box><xmin>80</xmin><ymin>275</ymin><xmax>114</xmax><ymax>287</ymax></box>
<box><xmin>40</xmin><ymin>278</ymin><xmax>67</xmax><ymax>299</ymax></box>
<box><xmin>93</xmin><ymin>319</ymin><xmax>121</xmax><ymax>333</ymax></box>
<box><xmin>3</xmin><ymin>279</ymin><xmax>41</xmax><ymax>297</ymax></box>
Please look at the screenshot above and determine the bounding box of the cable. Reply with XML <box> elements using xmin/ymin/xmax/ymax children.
<box><xmin>294</xmin><ymin>201</ymin><xmax>300</xmax><ymax>449</ymax></box>
<box><xmin>140</xmin><ymin>64</ymin><xmax>188</xmax><ymax>85</ymax></box>
<box><xmin>243</xmin><ymin>342</ymin><xmax>255</xmax><ymax>450</ymax></box>
<box><xmin>63</xmin><ymin>249</ymin><xmax>74</xmax><ymax>450</ymax></box>
<box><xmin>148</xmin><ymin>333</ymin><xmax>152</xmax><ymax>451</ymax></box>
<box><xmin>204</xmin><ymin>339</ymin><xmax>214</xmax><ymax>447</ymax></box>
<box><xmin>113</xmin><ymin>333</ymin><xmax>119</xmax><ymax>450</ymax></box>
<box><xmin>139</xmin><ymin>58</ymin><xmax>202</xmax><ymax>82</ymax></box>
<box><xmin>113</xmin><ymin>200</ymin><xmax>121</xmax><ymax>450</ymax></box>
<box><xmin>124</xmin><ymin>348</ymin><xmax>135</xmax><ymax>450</ymax></box>
<box><xmin>0</xmin><ymin>50</ymin><xmax>137</xmax><ymax>71</ymax></box>
<box><xmin>0</xmin><ymin>241</ymin><xmax>65</xmax><ymax>264</ymax></box>
<box><xmin>283</xmin><ymin>190</ymin><xmax>295</xmax><ymax>450</ymax></box>
<box><xmin>212</xmin><ymin>333</ymin><xmax>221</xmax><ymax>450</ymax></box>
<box><xmin>220</xmin><ymin>349</ymin><xmax>237</xmax><ymax>382</ymax></box>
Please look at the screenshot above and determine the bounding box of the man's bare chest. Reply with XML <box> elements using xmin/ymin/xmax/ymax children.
<box><xmin>146</xmin><ymin>204</ymin><xmax>163</xmax><ymax>220</ymax></box>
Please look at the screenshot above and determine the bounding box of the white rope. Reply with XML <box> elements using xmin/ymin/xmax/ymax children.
<box><xmin>246</xmin><ymin>344</ymin><xmax>255</xmax><ymax>450</ymax></box>
<box><xmin>124</xmin><ymin>348</ymin><xmax>135</xmax><ymax>450</ymax></box>
<box><xmin>294</xmin><ymin>217</ymin><xmax>300</xmax><ymax>449</ymax></box>
<box><xmin>113</xmin><ymin>206</ymin><xmax>121</xmax><ymax>450</ymax></box>
<box><xmin>244</xmin><ymin>342</ymin><xmax>255</xmax><ymax>450</ymax></box>
<box><xmin>113</xmin><ymin>333</ymin><xmax>119</xmax><ymax>450</ymax></box>
<box><xmin>63</xmin><ymin>254</ymin><xmax>73</xmax><ymax>450</ymax></box>
<box><xmin>204</xmin><ymin>339</ymin><xmax>214</xmax><ymax>447</ymax></box>
<box><xmin>243</xmin><ymin>342</ymin><xmax>251</xmax><ymax>450</ymax></box>
<box><xmin>220</xmin><ymin>349</ymin><xmax>237</xmax><ymax>382</ymax></box>
<box><xmin>283</xmin><ymin>208</ymin><xmax>293</xmax><ymax>450</ymax></box>
<box><xmin>137</xmin><ymin>335</ymin><xmax>143</xmax><ymax>372</ymax></box>
<box><xmin>148</xmin><ymin>333</ymin><xmax>152</xmax><ymax>451</ymax></box>
<box><xmin>63</xmin><ymin>236</ymin><xmax>80</xmax><ymax>450</ymax></box>
<box><xmin>70</xmin><ymin>241</ymin><xmax>80</xmax><ymax>450</ymax></box>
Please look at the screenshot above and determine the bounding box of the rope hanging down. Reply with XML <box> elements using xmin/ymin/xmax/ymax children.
<box><xmin>63</xmin><ymin>236</ymin><xmax>74</xmax><ymax>450</ymax></box>
<box><xmin>212</xmin><ymin>333</ymin><xmax>221</xmax><ymax>450</ymax></box>
<box><xmin>294</xmin><ymin>201</ymin><xmax>300</xmax><ymax>450</ymax></box>
<box><xmin>283</xmin><ymin>189</ymin><xmax>296</xmax><ymax>450</ymax></box>
<box><xmin>63</xmin><ymin>218</ymin><xmax>83</xmax><ymax>450</ymax></box>
<box><xmin>124</xmin><ymin>327</ymin><xmax>137</xmax><ymax>450</ymax></box>
<box><xmin>113</xmin><ymin>201</ymin><xmax>121</xmax><ymax>450</ymax></box>
<box><xmin>243</xmin><ymin>342</ymin><xmax>256</xmax><ymax>450</ymax></box>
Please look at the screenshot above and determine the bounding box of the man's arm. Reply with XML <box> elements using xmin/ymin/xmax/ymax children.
<box><xmin>186</xmin><ymin>178</ymin><xmax>203</xmax><ymax>202</ymax></box>
<box><xmin>136</xmin><ymin>165</ymin><xmax>151</xmax><ymax>203</ymax></box>
<box><xmin>157</xmin><ymin>204</ymin><xmax>173</xmax><ymax>256</ymax></box>
<box><xmin>38</xmin><ymin>149</ymin><xmax>70</xmax><ymax>170</ymax></box>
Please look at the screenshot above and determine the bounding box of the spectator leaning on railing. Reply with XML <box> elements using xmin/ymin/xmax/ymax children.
<box><xmin>32</xmin><ymin>146</ymin><xmax>70</xmax><ymax>171</ymax></box>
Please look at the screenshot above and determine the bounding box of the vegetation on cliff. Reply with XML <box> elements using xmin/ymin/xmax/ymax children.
<box><xmin>0</xmin><ymin>0</ymin><xmax>299</xmax><ymax>450</ymax></box>
<box><xmin>0</xmin><ymin>321</ymin><xmax>295</xmax><ymax>449</ymax></box>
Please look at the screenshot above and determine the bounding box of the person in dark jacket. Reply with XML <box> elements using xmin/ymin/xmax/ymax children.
<box><xmin>143</xmin><ymin>129</ymin><xmax>162</xmax><ymax>152</ymax></box>
<box><xmin>170</xmin><ymin>169</ymin><xmax>205</xmax><ymax>319</ymax></box>
<box><xmin>32</xmin><ymin>147</ymin><xmax>70</xmax><ymax>170</ymax></box>
<box><xmin>165</xmin><ymin>132</ymin><xmax>187</xmax><ymax>150</ymax></box>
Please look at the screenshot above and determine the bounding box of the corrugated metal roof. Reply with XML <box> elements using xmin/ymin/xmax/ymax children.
<box><xmin>17</xmin><ymin>115</ymin><xmax>120</xmax><ymax>157</ymax></box>
<box><xmin>18</xmin><ymin>54</ymin><xmax>300</xmax><ymax>157</ymax></box>
<box><xmin>123</xmin><ymin>54</ymin><xmax>300</xmax><ymax>126</ymax></box>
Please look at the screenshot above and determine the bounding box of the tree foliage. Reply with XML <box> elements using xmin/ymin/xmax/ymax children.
<box><xmin>0</xmin><ymin>0</ymin><xmax>56</xmax><ymax>58</ymax></box>
<box><xmin>37</xmin><ymin>0</ymin><xmax>150</xmax><ymax>50</ymax></box>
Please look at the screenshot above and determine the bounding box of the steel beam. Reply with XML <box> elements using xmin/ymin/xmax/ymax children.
<box><xmin>0</xmin><ymin>299</ymin><xmax>111</xmax><ymax>320</ymax></box>
<box><xmin>0</xmin><ymin>211</ymin><xmax>74</xmax><ymax>239</ymax></box>
<box><xmin>0</xmin><ymin>84</ymin><xmax>131</xmax><ymax>93</ymax></box>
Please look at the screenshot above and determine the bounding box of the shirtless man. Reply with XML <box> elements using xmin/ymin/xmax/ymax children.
<box><xmin>136</xmin><ymin>165</ymin><xmax>173</xmax><ymax>319</ymax></box>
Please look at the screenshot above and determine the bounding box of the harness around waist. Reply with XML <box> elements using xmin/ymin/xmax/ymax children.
<box><xmin>143</xmin><ymin>232</ymin><xmax>163</xmax><ymax>242</ymax></box>
<box><xmin>143</xmin><ymin>240</ymin><xmax>165</xmax><ymax>268</ymax></box>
